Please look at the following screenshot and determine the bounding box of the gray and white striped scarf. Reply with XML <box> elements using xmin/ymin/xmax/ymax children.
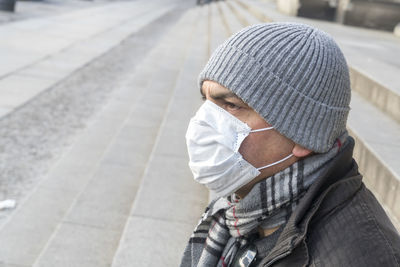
<box><xmin>180</xmin><ymin>134</ymin><xmax>349</xmax><ymax>267</ymax></box>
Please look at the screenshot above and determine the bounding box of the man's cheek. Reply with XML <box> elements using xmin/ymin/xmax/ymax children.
<box><xmin>239</xmin><ymin>136</ymin><xmax>260</xmax><ymax>165</ymax></box>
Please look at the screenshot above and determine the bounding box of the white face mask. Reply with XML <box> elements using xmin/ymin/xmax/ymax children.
<box><xmin>185</xmin><ymin>100</ymin><xmax>293</xmax><ymax>198</ymax></box>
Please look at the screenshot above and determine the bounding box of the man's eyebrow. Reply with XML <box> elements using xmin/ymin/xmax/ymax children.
<box><xmin>209</xmin><ymin>91</ymin><xmax>241</xmax><ymax>101</ymax></box>
<box><xmin>200</xmin><ymin>85</ymin><xmax>243</xmax><ymax>103</ymax></box>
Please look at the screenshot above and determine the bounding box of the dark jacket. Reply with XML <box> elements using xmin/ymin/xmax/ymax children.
<box><xmin>259</xmin><ymin>140</ymin><xmax>400</xmax><ymax>266</ymax></box>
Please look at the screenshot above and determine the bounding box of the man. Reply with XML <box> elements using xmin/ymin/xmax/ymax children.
<box><xmin>181</xmin><ymin>22</ymin><xmax>400</xmax><ymax>266</ymax></box>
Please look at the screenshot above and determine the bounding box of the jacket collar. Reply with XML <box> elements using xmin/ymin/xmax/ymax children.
<box><xmin>260</xmin><ymin>137</ymin><xmax>362</xmax><ymax>266</ymax></box>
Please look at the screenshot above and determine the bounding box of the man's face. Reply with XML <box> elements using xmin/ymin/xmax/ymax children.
<box><xmin>201</xmin><ymin>80</ymin><xmax>297</xmax><ymax>197</ymax></box>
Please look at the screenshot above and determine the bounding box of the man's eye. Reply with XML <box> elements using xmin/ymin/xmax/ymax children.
<box><xmin>224</xmin><ymin>101</ymin><xmax>241</xmax><ymax>110</ymax></box>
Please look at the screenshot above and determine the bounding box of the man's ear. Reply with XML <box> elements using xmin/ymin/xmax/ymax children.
<box><xmin>292</xmin><ymin>144</ymin><xmax>313</xmax><ymax>158</ymax></box>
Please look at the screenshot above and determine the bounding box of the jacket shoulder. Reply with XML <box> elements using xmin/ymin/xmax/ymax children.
<box><xmin>306</xmin><ymin>182</ymin><xmax>400</xmax><ymax>267</ymax></box>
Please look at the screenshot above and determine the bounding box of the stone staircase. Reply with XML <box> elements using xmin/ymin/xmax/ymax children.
<box><xmin>0</xmin><ymin>0</ymin><xmax>399</xmax><ymax>266</ymax></box>
<box><xmin>0</xmin><ymin>1</ymin><xmax>208</xmax><ymax>266</ymax></box>
<box><xmin>110</xmin><ymin>6</ymin><xmax>209</xmax><ymax>267</ymax></box>
<box><xmin>0</xmin><ymin>0</ymin><xmax>179</xmax><ymax>118</ymax></box>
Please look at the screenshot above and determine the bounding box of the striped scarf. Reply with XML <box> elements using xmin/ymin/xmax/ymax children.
<box><xmin>181</xmin><ymin>135</ymin><xmax>348</xmax><ymax>267</ymax></box>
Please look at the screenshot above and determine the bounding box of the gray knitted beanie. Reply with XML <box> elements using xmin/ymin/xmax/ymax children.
<box><xmin>199</xmin><ymin>22</ymin><xmax>351</xmax><ymax>153</ymax></box>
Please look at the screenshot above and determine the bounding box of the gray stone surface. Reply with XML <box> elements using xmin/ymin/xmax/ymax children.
<box><xmin>0</xmin><ymin>74</ymin><xmax>55</xmax><ymax>109</ymax></box>
<box><xmin>0</xmin><ymin>262</ymin><xmax>28</xmax><ymax>267</ymax></box>
<box><xmin>24</xmin><ymin>4</ymin><xmax>203</xmax><ymax>267</ymax></box>
<box><xmin>0</xmin><ymin>2</ymin><xmax>196</xmax><ymax>266</ymax></box>
<box><xmin>219</xmin><ymin>0</ymin><xmax>244</xmax><ymax>34</ymax></box>
<box><xmin>348</xmin><ymin>92</ymin><xmax>400</xmax><ymax>229</ymax></box>
<box><xmin>111</xmin><ymin>6</ymin><xmax>209</xmax><ymax>266</ymax></box>
<box><xmin>33</xmin><ymin>223</ymin><xmax>121</xmax><ymax>267</ymax></box>
<box><xmin>111</xmin><ymin>217</ymin><xmax>196</xmax><ymax>267</ymax></box>
<box><xmin>0</xmin><ymin>0</ymin><xmax>112</xmax><ymax>25</ymax></box>
<box><xmin>0</xmin><ymin>107</ymin><xmax>11</xmax><ymax>118</ymax></box>
<box><xmin>0</xmin><ymin>0</ymin><xmax>188</xmax><ymax>228</ymax></box>
<box><xmin>131</xmin><ymin>154</ymin><xmax>208</xmax><ymax>224</ymax></box>
<box><xmin>209</xmin><ymin>2</ymin><xmax>231</xmax><ymax>54</ymax></box>
<box><xmin>0</xmin><ymin>0</ymin><xmax>176</xmax><ymax>112</ymax></box>
<box><xmin>228</xmin><ymin>0</ymin><xmax>263</xmax><ymax>26</ymax></box>
<box><xmin>349</xmin><ymin>61</ymin><xmax>400</xmax><ymax>124</ymax></box>
<box><xmin>0</xmin><ymin>185</ymin><xmax>79</xmax><ymax>266</ymax></box>
<box><xmin>62</xmin><ymin>163</ymin><xmax>141</xmax><ymax>230</ymax></box>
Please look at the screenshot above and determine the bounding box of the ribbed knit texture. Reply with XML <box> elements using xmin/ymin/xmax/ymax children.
<box><xmin>199</xmin><ymin>22</ymin><xmax>351</xmax><ymax>153</ymax></box>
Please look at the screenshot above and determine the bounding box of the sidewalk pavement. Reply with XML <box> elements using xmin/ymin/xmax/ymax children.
<box><xmin>0</xmin><ymin>0</ymin><xmax>178</xmax><ymax>118</ymax></box>
<box><xmin>0</xmin><ymin>1</ymin><xmax>208</xmax><ymax>266</ymax></box>
<box><xmin>0</xmin><ymin>0</ymin><xmax>110</xmax><ymax>25</ymax></box>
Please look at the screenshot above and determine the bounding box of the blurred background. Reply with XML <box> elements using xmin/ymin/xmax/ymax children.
<box><xmin>279</xmin><ymin>0</ymin><xmax>400</xmax><ymax>32</ymax></box>
<box><xmin>0</xmin><ymin>0</ymin><xmax>399</xmax><ymax>266</ymax></box>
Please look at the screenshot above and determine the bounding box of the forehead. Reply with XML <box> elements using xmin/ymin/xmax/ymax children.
<box><xmin>201</xmin><ymin>80</ymin><xmax>233</xmax><ymax>95</ymax></box>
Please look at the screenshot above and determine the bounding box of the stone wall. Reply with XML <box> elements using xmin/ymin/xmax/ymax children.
<box><xmin>276</xmin><ymin>0</ymin><xmax>400</xmax><ymax>32</ymax></box>
<box><xmin>276</xmin><ymin>0</ymin><xmax>300</xmax><ymax>16</ymax></box>
<box><xmin>344</xmin><ymin>1</ymin><xmax>400</xmax><ymax>31</ymax></box>
<box><xmin>297</xmin><ymin>0</ymin><xmax>336</xmax><ymax>21</ymax></box>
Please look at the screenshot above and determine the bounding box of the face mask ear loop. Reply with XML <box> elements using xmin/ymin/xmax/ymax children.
<box><xmin>250</xmin><ymin>126</ymin><xmax>274</xmax><ymax>133</ymax></box>
<box><xmin>257</xmin><ymin>154</ymin><xmax>294</xmax><ymax>171</ymax></box>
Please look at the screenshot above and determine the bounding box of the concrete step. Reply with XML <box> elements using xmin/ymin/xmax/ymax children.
<box><xmin>226</xmin><ymin>0</ymin><xmax>264</xmax><ymax>26</ymax></box>
<box><xmin>0</xmin><ymin>0</ymin><xmax>192</xmax><ymax>228</ymax></box>
<box><xmin>214</xmin><ymin>0</ymin><xmax>400</xmax><ymax>230</ymax></box>
<box><xmin>349</xmin><ymin>92</ymin><xmax>400</xmax><ymax>231</ymax></box>
<box><xmin>31</xmin><ymin>6</ymin><xmax>201</xmax><ymax>267</ymax></box>
<box><xmin>111</xmin><ymin>6</ymin><xmax>209</xmax><ymax>267</ymax></box>
<box><xmin>217</xmin><ymin>1</ymin><xmax>243</xmax><ymax>35</ymax></box>
<box><xmin>208</xmin><ymin>2</ymin><xmax>231</xmax><ymax>55</ymax></box>
<box><xmin>0</xmin><ymin>4</ymin><xmax>197</xmax><ymax>267</ymax></box>
<box><xmin>233</xmin><ymin>0</ymin><xmax>273</xmax><ymax>23</ymax></box>
<box><xmin>0</xmin><ymin>0</ymin><xmax>178</xmax><ymax>119</ymax></box>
